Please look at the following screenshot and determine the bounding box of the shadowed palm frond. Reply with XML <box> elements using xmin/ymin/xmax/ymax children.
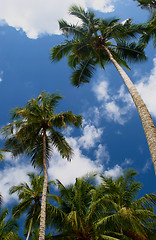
<box><xmin>115</xmin><ymin>41</ymin><xmax>147</xmax><ymax>62</ymax></box>
<box><xmin>49</xmin><ymin>129</ymin><xmax>73</xmax><ymax>161</ymax></box>
<box><xmin>70</xmin><ymin>58</ymin><xmax>95</xmax><ymax>87</ymax></box>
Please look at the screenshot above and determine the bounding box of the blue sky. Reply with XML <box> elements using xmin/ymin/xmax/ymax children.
<box><xmin>0</xmin><ymin>0</ymin><xmax>156</xmax><ymax>209</ymax></box>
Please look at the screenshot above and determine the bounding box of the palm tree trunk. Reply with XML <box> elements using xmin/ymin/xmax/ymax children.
<box><xmin>26</xmin><ymin>204</ymin><xmax>36</xmax><ymax>240</ymax></box>
<box><xmin>26</xmin><ymin>217</ymin><xmax>33</xmax><ymax>240</ymax></box>
<box><xmin>39</xmin><ymin>129</ymin><xmax>48</xmax><ymax>240</ymax></box>
<box><xmin>104</xmin><ymin>46</ymin><xmax>156</xmax><ymax>174</ymax></box>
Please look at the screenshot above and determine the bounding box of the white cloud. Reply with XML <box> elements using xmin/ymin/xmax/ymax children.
<box><xmin>0</xmin><ymin>162</ymin><xmax>35</xmax><ymax>204</ymax></box>
<box><xmin>92</xmin><ymin>79</ymin><xmax>134</xmax><ymax>125</ymax></box>
<box><xmin>48</xmin><ymin>138</ymin><xmax>104</xmax><ymax>186</ymax></box>
<box><xmin>95</xmin><ymin>144</ymin><xmax>110</xmax><ymax>164</ymax></box>
<box><xmin>78</xmin><ymin>123</ymin><xmax>103</xmax><ymax>149</ymax></box>
<box><xmin>92</xmin><ymin>81</ymin><xmax>110</xmax><ymax>101</ymax></box>
<box><xmin>0</xmin><ymin>0</ymin><xmax>117</xmax><ymax>39</ymax></box>
<box><xmin>105</xmin><ymin>101</ymin><xmax>122</xmax><ymax>123</ymax></box>
<box><xmin>136</xmin><ymin>57</ymin><xmax>156</xmax><ymax>118</ymax></box>
<box><xmin>87</xmin><ymin>0</ymin><xmax>116</xmax><ymax>12</ymax></box>
<box><xmin>104</xmin><ymin>165</ymin><xmax>123</xmax><ymax>178</ymax></box>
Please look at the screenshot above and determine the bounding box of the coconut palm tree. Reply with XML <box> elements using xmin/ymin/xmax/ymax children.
<box><xmin>51</xmin><ymin>5</ymin><xmax>156</xmax><ymax>174</ymax></box>
<box><xmin>99</xmin><ymin>169</ymin><xmax>156</xmax><ymax>239</ymax></box>
<box><xmin>1</xmin><ymin>91</ymin><xmax>82</xmax><ymax>240</ymax></box>
<box><xmin>10</xmin><ymin>173</ymin><xmax>54</xmax><ymax>240</ymax></box>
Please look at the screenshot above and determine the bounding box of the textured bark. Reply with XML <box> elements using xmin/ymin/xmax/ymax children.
<box><xmin>39</xmin><ymin>129</ymin><xmax>48</xmax><ymax>240</ymax></box>
<box><xmin>104</xmin><ymin>46</ymin><xmax>156</xmax><ymax>174</ymax></box>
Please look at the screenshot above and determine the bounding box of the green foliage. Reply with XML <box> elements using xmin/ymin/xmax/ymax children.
<box><xmin>46</xmin><ymin>170</ymin><xmax>156</xmax><ymax>240</ymax></box>
<box><xmin>0</xmin><ymin>209</ymin><xmax>20</xmax><ymax>240</ymax></box>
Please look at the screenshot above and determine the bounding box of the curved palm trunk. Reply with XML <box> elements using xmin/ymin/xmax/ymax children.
<box><xmin>26</xmin><ymin>203</ymin><xmax>37</xmax><ymax>240</ymax></box>
<box><xmin>104</xmin><ymin>46</ymin><xmax>156</xmax><ymax>174</ymax></box>
<box><xmin>39</xmin><ymin>129</ymin><xmax>48</xmax><ymax>240</ymax></box>
<box><xmin>26</xmin><ymin>217</ymin><xmax>33</xmax><ymax>240</ymax></box>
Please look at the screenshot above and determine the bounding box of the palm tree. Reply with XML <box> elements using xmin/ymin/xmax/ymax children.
<box><xmin>0</xmin><ymin>209</ymin><xmax>21</xmax><ymax>240</ymax></box>
<box><xmin>10</xmin><ymin>173</ymin><xmax>54</xmax><ymax>240</ymax></box>
<box><xmin>99</xmin><ymin>169</ymin><xmax>156</xmax><ymax>239</ymax></box>
<box><xmin>51</xmin><ymin>5</ymin><xmax>156</xmax><ymax>174</ymax></box>
<box><xmin>1</xmin><ymin>91</ymin><xmax>82</xmax><ymax>240</ymax></box>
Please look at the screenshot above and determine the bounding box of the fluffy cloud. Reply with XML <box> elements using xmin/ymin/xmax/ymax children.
<box><xmin>104</xmin><ymin>165</ymin><xmax>123</xmax><ymax>178</ymax></box>
<box><xmin>95</xmin><ymin>144</ymin><xmax>110</xmax><ymax>164</ymax></box>
<box><xmin>92</xmin><ymin>79</ymin><xmax>134</xmax><ymax>124</ymax></box>
<box><xmin>48</xmin><ymin>144</ymin><xmax>104</xmax><ymax>186</ymax></box>
<box><xmin>0</xmin><ymin>0</ymin><xmax>116</xmax><ymax>39</ymax></box>
<box><xmin>78</xmin><ymin>123</ymin><xmax>103</xmax><ymax>149</ymax></box>
<box><xmin>0</xmin><ymin>162</ymin><xmax>35</xmax><ymax>204</ymax></box>
<box><xmin>136</xmin><ymin>57</ymin><xmax>156</xmax><ymax>118</ymax></box>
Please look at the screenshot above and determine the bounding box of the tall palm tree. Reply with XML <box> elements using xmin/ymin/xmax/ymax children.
<box><xmin>99</xmin><ymin>169</ymin><xmax>156</xmax><ymax>239</ymax></box>
<box><xmin>1</xmin><ymin>91</ymin><xmax>82</xmax><ymax>240</ymax></box>
<box><xmin>51</xmin><ymin>5</ymin><xmax>156</xmax><ymax>174</ymax></box>
<box><xmin>10</xmin><ymin>173</ymin><xmax>54</xmax><ymax>240</ymax></box>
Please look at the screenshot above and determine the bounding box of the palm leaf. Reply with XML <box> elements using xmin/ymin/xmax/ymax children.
<box><xmin>70</xmin><ymin>58</ymin><xmax>95</xmax><ymax>87</ymax></box>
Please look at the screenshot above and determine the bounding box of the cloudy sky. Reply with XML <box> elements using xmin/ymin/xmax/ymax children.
<box><xmin>0</xmin><ymin>0</ymin><xmax>156</xmax><ymax>209</ymax></box>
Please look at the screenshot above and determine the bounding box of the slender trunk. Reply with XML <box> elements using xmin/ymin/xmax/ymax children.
<box><xmin>104</xmin><ymin>46</ymin><xmax>156</xmax><ymax>174</ymax></box>
<box><xmin>39</xmin><ymin>129</ymin><xmax>48</xmax><ymax>240</ymax></box>
<box><xmin>26</xmin><ymin>217</ymin><xmax>33</xmax><ymax>240</ymax></box>
<box><xmin>26</xmin><ymin>203</ymin><xmax>36</xmax><ymax>240</ymax></box>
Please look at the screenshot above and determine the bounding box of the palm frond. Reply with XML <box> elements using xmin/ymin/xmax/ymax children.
<box><xmin>114</xmin><ymin>41</ymin><xmax>147</xmax><ymax>63</ymax></box>
<box><xmin>69</xmin><ymin>5</ymin><xmax>94</xmax><ymax>25</ymax></box>
<box><xmin>70</xmin><ymin>58</ymin><xmax>95</xmax><ymax>87</ymax></box>
<box><xmin>51</xmin><ymin>41</ymin><xmax>74</xmax><ymax>62</ymax></box>
<box><xmin>59</xmin><ymin>19</ymin><xmax>85</xmax><ymax>38</ymax></box>
<box><xmin>49</xmin><ymin>129</ymin><xmax>73</xmax><ymax>161</ymax></box>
